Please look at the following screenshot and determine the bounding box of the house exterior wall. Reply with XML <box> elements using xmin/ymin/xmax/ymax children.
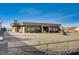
<box><xmin>12</xmin><ymin>27</ymin><xmax>18</xmax><ymax>32</ymax></box>
<box><xmin>50</xmin><ymin>26</ymin><xmax>60</xmax><ymax>32</ymax></box>
<box><xmin>25</xmin><ymin>26</ymin><xmax>41</xmax><ymax>33</ymax></box>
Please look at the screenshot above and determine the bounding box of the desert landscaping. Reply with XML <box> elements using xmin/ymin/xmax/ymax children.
<box><xmin>4</xmin><ymin>31</ymin><xmax>79</xmax><ymax>55</ymax></box>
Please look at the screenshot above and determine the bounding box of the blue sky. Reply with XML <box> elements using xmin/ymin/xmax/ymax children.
<box><xmin>0</xmin><ymin>3</ymin><xmax>79</xmax><ymax>27</ymax></box>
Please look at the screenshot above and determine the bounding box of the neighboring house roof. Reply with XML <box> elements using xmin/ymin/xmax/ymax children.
<box><xmin>64</xmin><ymin>27</ymin><xmax>76</xmax><ymax>30</ymax></box>
<box><xmin>75</xmin><ymin>27</ymin><xmax>79</xmax><ymax>30</ymax></box>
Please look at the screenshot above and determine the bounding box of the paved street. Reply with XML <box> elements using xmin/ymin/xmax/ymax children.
<box><xmin>0</xmin><ymin>32</ymin><xmax>8</xmax><ymax>55</ymax></box>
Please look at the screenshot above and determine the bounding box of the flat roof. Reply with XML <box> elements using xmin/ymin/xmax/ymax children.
<box><xmin>22</xmin><ymin>22</ymin><xmax>61</xmax><ymax>25</ymax></box>
<box><xmin>11</xmin><ymin>22</ymin><xmax>61</xmax><ymax>27</ymax></box>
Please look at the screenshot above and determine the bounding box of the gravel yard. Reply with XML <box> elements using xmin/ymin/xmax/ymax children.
<box><xmin>5</xmin><ymin>31</ymin><xmax>79</xmax><ymax>55</ymax></box>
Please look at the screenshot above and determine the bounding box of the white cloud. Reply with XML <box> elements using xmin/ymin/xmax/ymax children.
<box><xmin>53</xmin><ymin>13</ymin><xmax>79</xmax><ymax>20</ymax></box>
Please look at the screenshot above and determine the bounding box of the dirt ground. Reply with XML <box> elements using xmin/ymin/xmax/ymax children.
<box><xmin>4</xmin><ymin>31</ymin><xmax>79</xmax><ymax>55</ymax></box>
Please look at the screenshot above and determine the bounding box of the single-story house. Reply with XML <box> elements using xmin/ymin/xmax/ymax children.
<box><xmin>11</xmin><ymin>22</ymin><xmax>61</xmax><ymax>33</ymax></box>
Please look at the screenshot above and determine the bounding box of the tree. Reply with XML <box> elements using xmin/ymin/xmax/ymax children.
<box><xmin>13</xmin><ymin>20</ymin><xmax>18</xmax><ymax>23</ymax></box>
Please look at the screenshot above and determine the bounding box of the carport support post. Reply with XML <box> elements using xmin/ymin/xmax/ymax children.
<box><xmin>22</xmin><ymin>26</ymin><xmax>26</xmax><ymax>33</ymax></box>
<box><xmin>48</xmin><ymin>26</ymin><xmax>50</xmax><ymax>33</ymax></box>
<box><xmin>41</xmin><ymin>25</ymin><xmax>43</xmax><ymax>33</ymax></box>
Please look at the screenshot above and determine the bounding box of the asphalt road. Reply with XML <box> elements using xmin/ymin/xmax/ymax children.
<box><xmin>0</xmin><ymin>32</ymin><xmax>4</xmax><ymax>40</ymax></box>
<box><xmin>0</xmin><ymin>32</ymin><xmax>8</xmax><ymax>55</ymax></box>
